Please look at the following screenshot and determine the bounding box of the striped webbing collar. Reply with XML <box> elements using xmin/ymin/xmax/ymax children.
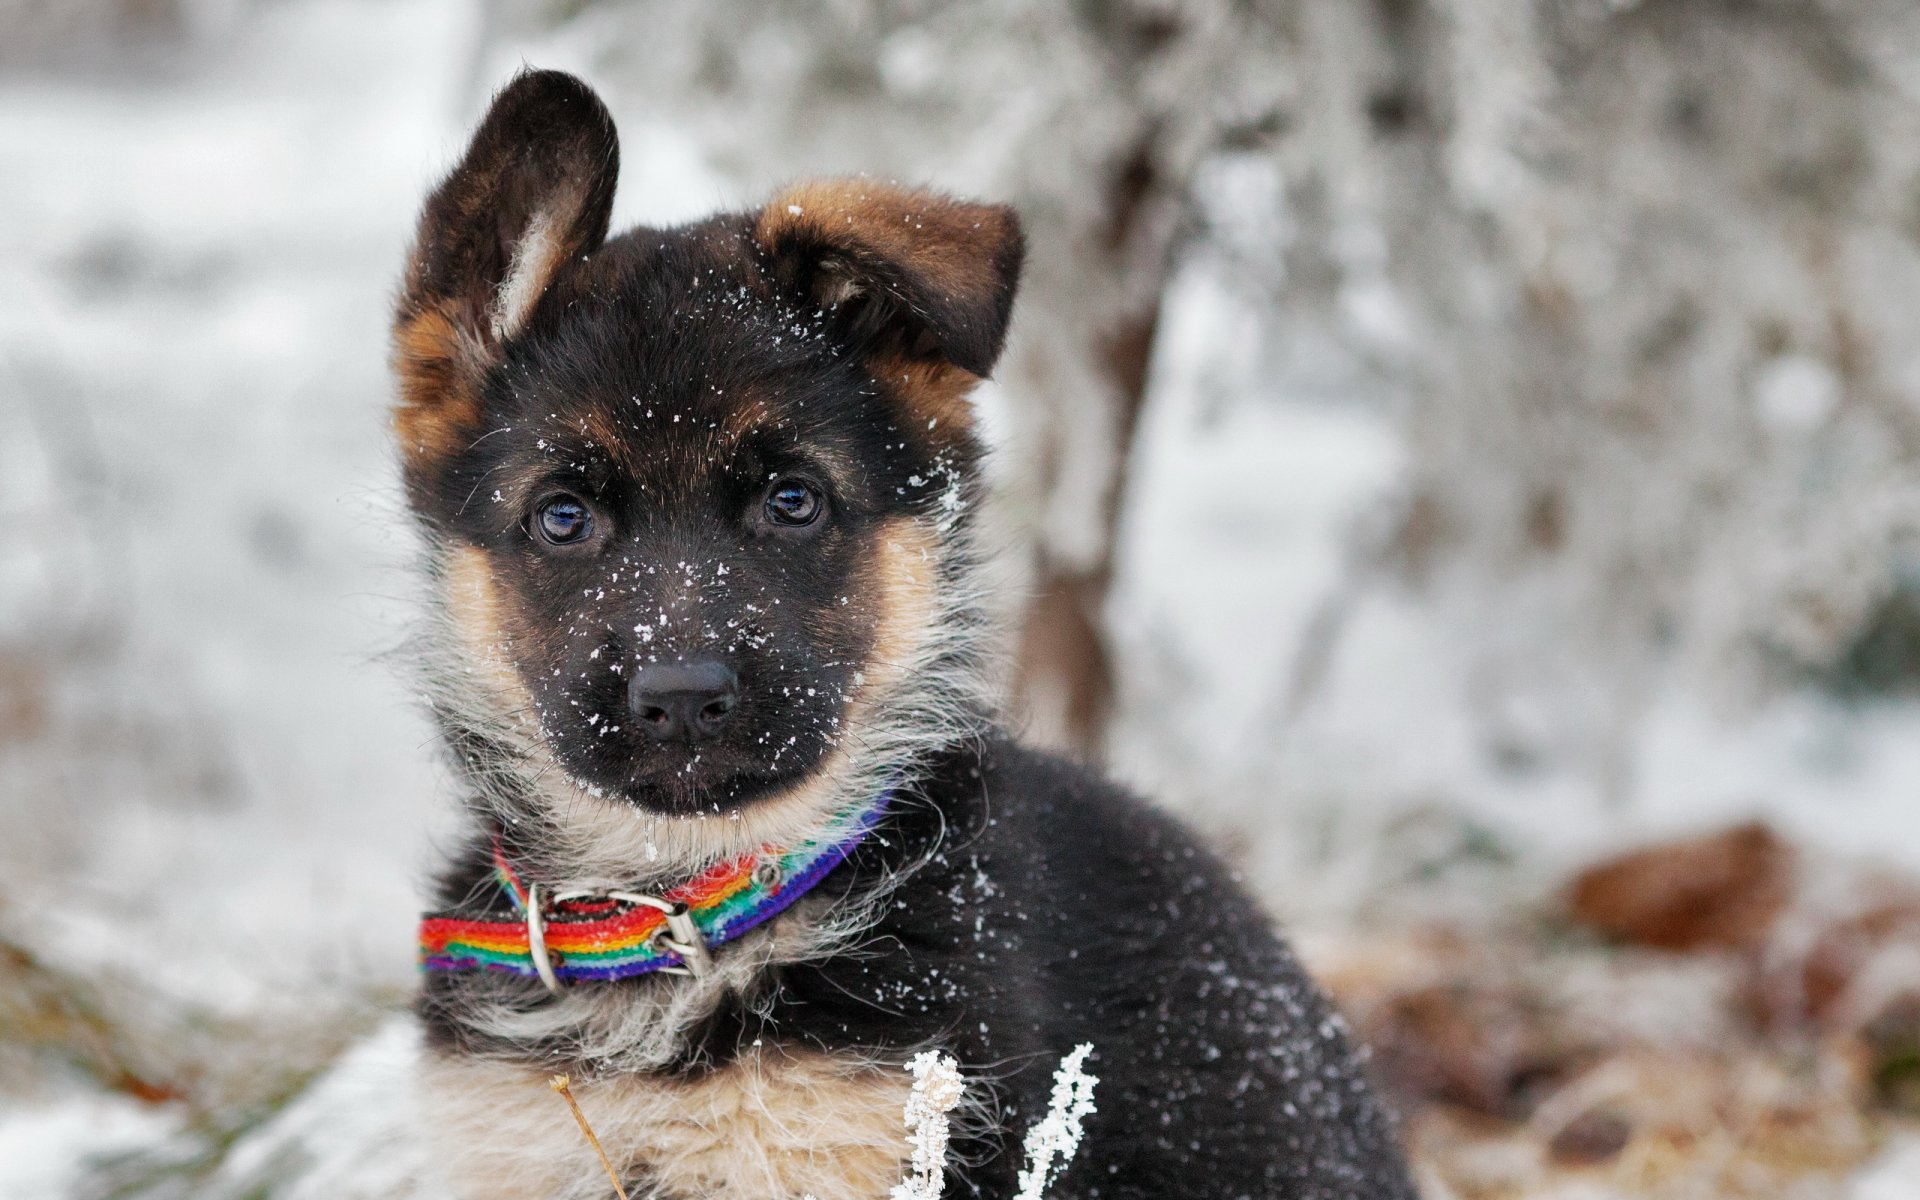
<box><xmin>419</xmin><ymin>790</ymin><xmax>891</xmax><ymax>990</ymax></box>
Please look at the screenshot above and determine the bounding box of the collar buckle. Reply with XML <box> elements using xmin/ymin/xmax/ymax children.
<box><xmin>525</xmin><ymin>886</ymin><xmax>713</xmax><ymax>993</ymax></box>
<box><xmin>609</xmin><ymin>890</ymin><xmax>712</xmax><ymax>980</ymax></box>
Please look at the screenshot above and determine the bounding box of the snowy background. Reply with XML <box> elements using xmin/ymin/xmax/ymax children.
<box><xmin>6</xmin><ymin>1</ymin><xmax>1920</xmax><ymax>1196</ymax></box>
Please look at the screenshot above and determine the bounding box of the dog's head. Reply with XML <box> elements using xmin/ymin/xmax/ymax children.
<box><xmin>392</xmin><ymin>71</ymin><xmax>1021</xmax><ymax>824</ymax></box>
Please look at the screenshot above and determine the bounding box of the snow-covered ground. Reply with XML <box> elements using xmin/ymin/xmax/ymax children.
<box><xmin>6</xmin><ymin>1</ymin><xmax>1920</xmax><ymax>1195</ymax></box>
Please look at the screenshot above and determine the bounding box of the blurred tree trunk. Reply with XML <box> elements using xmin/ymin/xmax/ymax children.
<box><xmin>1006</xmin><ymin>61</ymin><xmax>1177</xmax><ymax>756</ymax></box>
<box><xmin>1010</xmin><ymin>301</ymin><xmax>1157</xmax><ymax>756</ymax></box>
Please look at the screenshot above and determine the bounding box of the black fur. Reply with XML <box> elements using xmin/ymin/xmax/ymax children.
<box><xmin>397</xmin><ymin>70</ymin><xmax>1416</xmax><ymax>1199</ymax></box>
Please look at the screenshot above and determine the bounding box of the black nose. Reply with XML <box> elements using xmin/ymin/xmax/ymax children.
<box><xmin>628</xmin><ymin>658</ymin><xmax>739</xmax><ymax>743</ymax></box>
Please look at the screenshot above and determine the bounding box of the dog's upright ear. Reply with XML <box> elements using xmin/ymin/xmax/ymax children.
<box><xmin>393</xmin><ymin>70</ymin><xmax>619</xmax><ymax>473</ymax></box>
<box><xmin>753</xmin><ymin>181</ymin><xmax>1024</xmax><ymax>387</ymax></box>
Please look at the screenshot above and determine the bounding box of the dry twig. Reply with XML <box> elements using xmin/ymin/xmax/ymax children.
<box><xmin>550</xmin><ymin>1073</ymin><xmax>629</xmax><ymax>1200</ymax></box>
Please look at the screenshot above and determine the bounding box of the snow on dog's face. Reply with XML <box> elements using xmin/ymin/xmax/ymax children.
<box><xmin>391</xmin><ymin>72</ymin><xmax>1021</xmax><ymax>817</ymax></box>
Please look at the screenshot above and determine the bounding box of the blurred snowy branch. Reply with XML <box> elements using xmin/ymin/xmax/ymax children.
<box><xmin>1014</xmin><ymin>1043</ymin><xmax>1099</xmax><ymax>1200</ymax></box>
<box><xmin>892</xmin><ymin>1050</ymin><xmax>965</xmax><ymax>1200</ymax></box>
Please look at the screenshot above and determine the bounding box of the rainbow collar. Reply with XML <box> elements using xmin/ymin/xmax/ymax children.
<box><xmin>419</xmin><ymin>791</ymin><xmax>891</xmax><ymax>990</ymax></box>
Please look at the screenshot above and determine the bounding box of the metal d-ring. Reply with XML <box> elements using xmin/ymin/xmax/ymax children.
<box><xmin>751</xmin><ymin>857</ymin><xmax>784</xmax><ymax>891</ymax></box>
<box><xmin>530</xmin><ymin>887</ymin><xmax>713</xmax><ymax>982</ymax></box>
<box><xmin>524</xmin><ymin>883</ymin><xmax>563</xmax><ymax>995</ymax></box>
<box><xmin>644</xmin><ymin>926</ymin><xmax>697</xmax><ymax>978</ymax></box>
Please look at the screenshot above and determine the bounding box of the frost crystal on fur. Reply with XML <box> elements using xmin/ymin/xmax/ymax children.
<box><xmin>892</xmin><ymin>1050</ymin><xmax>965</xmax><ymax>1200</ymax></box>
<box><xmin>1014</xmin><ymin>1043</ymin><xmax>1098</xmax><ymax>1200</ymax></box>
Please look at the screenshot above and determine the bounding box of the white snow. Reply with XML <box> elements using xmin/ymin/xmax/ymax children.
<box><xmin>207</xmin><ymin>1018</ymin><xmax>446</xmax><ymax>1200</ymax></box>
<box><xmin>1851</xmin><ymin>1136</ymin><xmax>1920</xmax><ymax>1200</ymax></box>
<box><xmin>0</xmin><ymin>1097</ymin><xmax>182</xmax><ymax>1200</ymax></box>
<box><xmin>893</xmin><ymin>1050</ymin><xmax>965</xmax><ymax>1200</ymax></box>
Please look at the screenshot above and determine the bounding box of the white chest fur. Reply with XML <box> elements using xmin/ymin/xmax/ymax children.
<box><xmin>423</xmin><ymin>1045</ymin><xmax>914</xmax><ymax>1200</ymax></box>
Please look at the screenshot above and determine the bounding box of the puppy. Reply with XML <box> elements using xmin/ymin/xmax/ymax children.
<box><xmin>396</xmin><ymin>70</ymin><xmax>1415</xmax><ymax>1200</ymax></box>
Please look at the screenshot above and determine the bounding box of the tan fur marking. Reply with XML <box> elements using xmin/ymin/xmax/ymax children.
<box><xmin>393</xmin><ymin>304</ymin><xmax>488</xmax><ymax>471</ymax></box>
<box><xmin>752</xmin><ymin>178</ymin><xmax>1017</xmax><ymax>387</ymax></box>
<box><xmin>855</xmin><ymin>518</ymin><xmax>943</xmax><ymax>707</ymax></box>
<box><xmin>580</xmin><ymin>407</ymin><xmax>631</xmax><ymax>460</ymax></box>
<box><xmin>753</xmin><ymin>180</ymin><xmax>1011</xmax><ymax>312</ymax></box>
<box><xmin>872</xmin><ymin>352</ymin><xmax>981</xmax><ymax>435</ymax></box>
<box><xmin>718</xmin><ymin>392</ymin><xmax>781</xmax><ymax>448</ymax></box>
<box><xmin>443</xmin><ymin>545</ymin><xmax>539</xmax><ymax>732</ymax></box>
<box><xmin>424</xmin><ymin>1047</ymin><xmax>913</xmax><ymax>1200</ymax></box>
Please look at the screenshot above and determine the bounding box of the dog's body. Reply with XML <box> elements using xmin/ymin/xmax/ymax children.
<box><xmin>395</xmin><ymin>71</ymin><xmax>1414</xmax><ymax>1200</ymax></box>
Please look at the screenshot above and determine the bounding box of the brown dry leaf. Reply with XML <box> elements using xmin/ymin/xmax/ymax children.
<box><xmin>1567</xmin><ymin>822</ymin><xmax>1795</xmax><ymax>953</ymax></box>
<box><xmin>1545</xmin><ymin>1108</ymin><xmax>1632</xmax><ymax>1166</ymax></box>
<box><xmin>1368</xmin><ymin>982</ymin><xmax>1579</xmax><ymax>1119</ymax></box>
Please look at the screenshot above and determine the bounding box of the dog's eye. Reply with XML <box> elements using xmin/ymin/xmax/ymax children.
<box><xmin>534</xmin><ymin>496</ymin><xmax>594</xmax><ymax>546</ymax></box>
<box><xmin>763</xmin><ymin>480</ymin><xmax>823</xmax><ymax>528</ymax></box>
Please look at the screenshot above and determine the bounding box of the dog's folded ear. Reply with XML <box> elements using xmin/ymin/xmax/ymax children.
<box><xmin>393</xmin><ymin>70</ymin><xmax>618</xmax><ymax>468</ymax></box>
<box><xmin>754</xmin><ymin>181</ymin><xmax>1024</xmax><ymax>379</ymax></box>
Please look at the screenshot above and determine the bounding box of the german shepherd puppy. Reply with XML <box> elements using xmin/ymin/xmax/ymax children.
<box><xmin>396</xmin><ymin>70</ymin><xmax>1415</xmax><ymax>1200</ymax></box>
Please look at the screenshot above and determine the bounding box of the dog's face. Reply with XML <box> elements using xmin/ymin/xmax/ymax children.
<box><xmin>392</xmin><ymin>72</ymin><xmax>1020</xmax><ymax>817</ymax></box>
